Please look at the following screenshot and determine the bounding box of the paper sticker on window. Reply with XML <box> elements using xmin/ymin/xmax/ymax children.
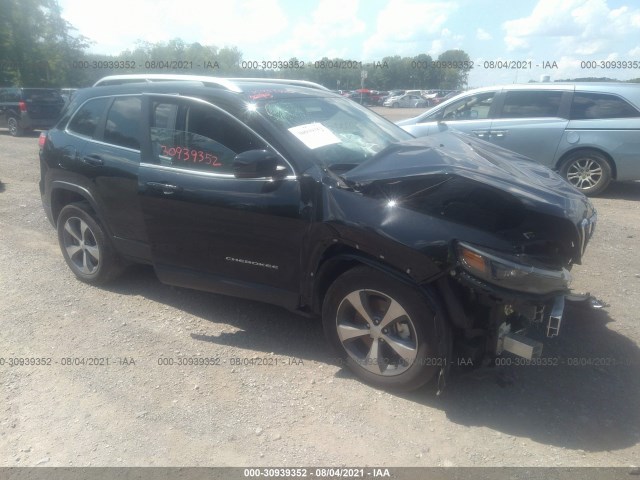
<box><xmin>288</xmin><ymin>123</ymin><xmax>340</xmax><ymax>150</ymax></box>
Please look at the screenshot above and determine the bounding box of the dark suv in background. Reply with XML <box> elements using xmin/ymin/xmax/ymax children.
<box><xmin>39</xmin><ymin>76</ymin><xmax>596</xmax><ymax>392</ymax></box>
<box><xmin>0</xmin><ymin>87</ymin><xmax>65</xmax><ymax>136</ymax></box>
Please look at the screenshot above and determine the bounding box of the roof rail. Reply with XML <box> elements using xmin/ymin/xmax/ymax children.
<box><xmin>92</xmin><ymin>74</ymin><xmax>242</xmax><ymax>92</ymax></box>
<box><xmin>225</xmin><ymin>78</ymin><xmax>330</xmax><ymax>91</ymax></box>
<box><xmin>92</xmin><ymin>74</ymin><xmax>330</xmax><ymax>92</ymax></box>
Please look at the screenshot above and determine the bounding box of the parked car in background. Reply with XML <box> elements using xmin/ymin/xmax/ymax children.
<box><xmin>383</xmin><ymin>93</ymin><xmax>428</xmax><ymax>108</ymax></box>
<box><xmin>373</xmin><ymin>90</ymin><xmax>389</xmax><ymax>105</ymax></box>
<box><xmin>428</xmin><ymin>90</ymin><xmax>462</xmax><ymax>106</ymax></box>
<box><xmin>59</xmin><ymin>88</ymin><xmax>78</xmax><ymax>104</ymax></box>
<box><xmin>0</xmin><ymin>87</ymin><xmax>65</xmax><ymax>136</ymax></box>
<box><xmin>346</xmin><ymin>91</ymin><xmax>376</xmax><ymax>106</ymax></box>
<box><xmin>397</xmin><ymin>82</ymin><xmax>640</xmax><ymax>195</ymax></box>
<box><xmin>39</xmin><ymin>75</ymin><xmax>596</xmax><ymax>392</ymax></box>
<box><xmin>379</xmin><ymin>90</ymin><xmax>404</xmax><ymax>105</ymax></box>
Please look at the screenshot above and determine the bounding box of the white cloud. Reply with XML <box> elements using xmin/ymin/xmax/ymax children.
<box><xmin>271</xmin><ymin>0</ymin><xmax>365</xmax><ymax>60</ymax></box>
<box><xmin>61</xmin><ymin>0</ymin><xmax>289</xmax><ymax>54</ymax></box>
<box><xmin>363</xmin><ymin>0</ymin><xmax>459</xmax><ymax>59</ymax></box>
<box><xmin>503</xmin><ymin>0</ymin><xmax>640</xmax><ymax>56</ymax></box>
<box><xmin>476</xmin><ymin>28</ymin><xmax>492</xmax><ymax>41</ymax></box>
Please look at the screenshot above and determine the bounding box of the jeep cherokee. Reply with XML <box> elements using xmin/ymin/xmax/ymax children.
<box><xmin>39</xmin><ymin>76</ymin><xmax>597</xmax><ymax>391</ymax></box>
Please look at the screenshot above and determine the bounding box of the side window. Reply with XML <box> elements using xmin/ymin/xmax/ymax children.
<box><xmin>67</xmin><ymin>97</ymin><xmax>110</xmax><ymax>138</ymax></box>
<box><xmin>570</xmin><ymin>92</ymin><xmax>640</xmax><ymax>120</ymax></box>
<box><xmin>149</xmin><ymin>100</ymin><xmax>266</xmax><ymax>174</ymax></box>
<box><xmin>500</xmin><ymin>91</ymin><xmax>563</xmax><ymax>118</ymax></box>
<box><xmin>0</xmin><ymin>89</ymin><xmax>20</xmax><ymax>102</ymax></box>
<box><xmin>104</xmin><ymin>96</ymin><xmax>142</xmax><ymax>149</ymax></box>
<box><xmin>438</xmin><ymin>92</ymin><xmax>495</xmax><ymax>121</ymax></box>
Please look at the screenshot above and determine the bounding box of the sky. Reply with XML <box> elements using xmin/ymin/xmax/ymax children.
<box><xmin>57</xmin><ymin>0</ymin><xmax>640</xmax><ymax>87</ymax></box>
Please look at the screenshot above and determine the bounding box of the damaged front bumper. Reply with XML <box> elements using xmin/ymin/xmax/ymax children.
<box><xmin>449</xmin><ymin>241</ymin><xmax>586</xmax><ymax>362</ymax></box>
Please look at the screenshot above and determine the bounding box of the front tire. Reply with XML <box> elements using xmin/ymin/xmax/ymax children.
<box><xmin>322</xmin><ymin>266</ymin><xmax>450</xmax><ymax>391</ymax></box>
<box><xmin>57</xmin><ymin>203</ymin><xmax>124</xmax><ymax>284</ymax></box>
<box><xmin>560</xmin><ymin>150</ymin><xmax>612</xmax><ymax>196</ymax></box>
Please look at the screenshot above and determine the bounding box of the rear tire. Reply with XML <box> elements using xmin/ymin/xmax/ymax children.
<box><xmin>7</xmin><ymin>116</ymin><xmax>23</xmax><ymax>137</ymax></box>
<box><xmin>322</xmin><ymin>266</ymin><xmax>450</xmax><ymax>391</ymax></box>
<box><xmin>57</xmin><ymin>203</ymin><xmax>125</xmax><ymax>284</ymax></box>
<box><xmin>560</xmin><ymin>150</ymin><xmax>612</xmax><ymax>196</ymax></box>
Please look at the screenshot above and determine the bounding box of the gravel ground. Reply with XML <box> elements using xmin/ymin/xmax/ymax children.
<box><xmin>0</xmin><ymin>115</ymin><xmax>639</xmax><ymax>468</ymax></box>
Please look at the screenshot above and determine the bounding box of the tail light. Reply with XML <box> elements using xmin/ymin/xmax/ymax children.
<box><xmin>38</xmin><ymin>131</ymin><xmax>47</xmax><ymax>149</ymax></box>
<box><xmin>18</xmin><ymin>101</ymin><xmax>27</xmax><ymax>112</ymax></box>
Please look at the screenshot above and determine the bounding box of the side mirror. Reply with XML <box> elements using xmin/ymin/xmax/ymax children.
<box><xmin>232</xmin><ymin>149</ymin><xmax>280</xmax><ymax>179</ymax></box>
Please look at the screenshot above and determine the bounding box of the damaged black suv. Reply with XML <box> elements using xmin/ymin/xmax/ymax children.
<box><xmin>39</xmin><ymin>76</ymin><xmax>597</xmax><ymax>391</ymax></box>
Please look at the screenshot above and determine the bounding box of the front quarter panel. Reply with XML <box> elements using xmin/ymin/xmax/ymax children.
<box><xmin>308</xmin><ymin>181</ymin><xmax>520</xmax><ymax>288</ymax></box>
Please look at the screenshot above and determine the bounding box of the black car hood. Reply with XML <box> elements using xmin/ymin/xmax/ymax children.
<box><xmin>342</xmin><ymin>131</ymin><xmax>594</xmax><ymax>223</ymax></box>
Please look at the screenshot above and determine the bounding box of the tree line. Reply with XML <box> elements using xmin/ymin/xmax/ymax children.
<box><xmin>0</xmin><ymin>0</ymin><xmax>472</xmax><ymax>90</ymax></box>
<box><xmin>0</xmin><ymin>0</ymin><xmax>90</xmax><ymax>86</ymax></box>
<box><xmin>3</xmin><ymin>1</ymin><xmax>638</xmax><ymax>90</ymax></box>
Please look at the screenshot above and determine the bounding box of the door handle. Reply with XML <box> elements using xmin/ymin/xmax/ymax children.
<box><xmin>146</xmin><ymin>181</ymin><xmax>183</xmax><ymax>195</ymax></box>
<box><xmin>82</xmin><ymin>155</ymin><xmax>104</xmax><ymax>166</ymax></box>
<box><xmin>472</xmin><ymin>130</ymin><xmax>490</xmax><ymax>138</ymax></box>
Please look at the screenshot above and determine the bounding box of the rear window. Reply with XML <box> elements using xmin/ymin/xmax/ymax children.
<box><xmin>21</xmin><ymin>89</ymin><xmax>64</xmax><ymax>103</ymax></box>
<box><xmin>570</xmin><ymin>92</ymin><xmax>640</xmax><ymax>119</ymax></box>
<box><xmin>500</xmin><ymin>91</ymin><xmax>563</xmax><ymax>118</ymax></box>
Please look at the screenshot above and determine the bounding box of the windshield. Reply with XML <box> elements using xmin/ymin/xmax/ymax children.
<box><xmin>256</xmin><ymin>96</ymin><xmax>412</xmax><ymax>169</ymax></box>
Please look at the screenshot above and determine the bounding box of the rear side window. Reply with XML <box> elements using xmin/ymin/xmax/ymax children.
<box><xmin>67</xmin><ymin>97</ymin><xmax>109</xmax><ymax>138</ymax></box>
<box><xmin>500</xmin><ymin>91</ymin><xmax>563</xmax><ymax>118</ymax></box>
<box><xmin>570</xmin><ymin>92</ymin><xmax>640</xmax><ymax>119</ymax></box>
<box><xmin>104</xmin><ymin>96</ymin><xmax>142</xmax><ymax>149</ymax></box>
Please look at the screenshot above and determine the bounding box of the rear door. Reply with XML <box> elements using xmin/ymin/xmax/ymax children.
<box><xmin>137</xmin><ymin>95</ymin><xmax>307</xmax><ymax>308</ymax></box>
<box><xmin>488</xmin><ymin>89</ymin><xmax>571</xmax><ymax>168</ymax></box>
<box><xmin>564</xmin><ymin>90</ymin><xmax>640</xmax><ymax>181</ymax></box>
<box><xmin>62</xmin><ymin>95</ymin><xmax>147</xmax><ymax>247</ymax></box>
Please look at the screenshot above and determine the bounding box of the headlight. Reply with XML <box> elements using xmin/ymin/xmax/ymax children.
<box><xmin>457</xmin><ymin>241</ymin><xmax>571</xmax><ymax>295</ymax></box>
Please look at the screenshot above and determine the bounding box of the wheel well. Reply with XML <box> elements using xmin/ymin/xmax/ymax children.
<box><xmin>557</xmin><ymin>147</ymin><xmax>617</xmax><ymax>180</ymax></box>
<box><xmin>51</xmin><ymin>189</ymin><xmax>92</xmax><ymax>225</ymax></box>
<box><xmin>312</xmin><ymin>245</ymin><xmax>428</xmax><ymax>315</ymax></box>
<box><xmin>313</xmin><ymin>247</ymin><xmax>361</xmax><ymax>314</ymax></box>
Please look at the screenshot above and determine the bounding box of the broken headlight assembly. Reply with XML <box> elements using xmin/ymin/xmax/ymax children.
<box><xmin>456</xmin><ymin>241</ymin><xmax>571</xmax><ymax>295</ymax></box>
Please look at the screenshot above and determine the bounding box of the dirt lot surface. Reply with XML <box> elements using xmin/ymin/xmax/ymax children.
<box><xmin>1</xmin><ymin>112</ymin><xmax>639</xmax><ymax>468</ymax></box>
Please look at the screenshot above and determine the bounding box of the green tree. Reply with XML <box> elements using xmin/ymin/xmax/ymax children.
<box><xmin>436</xmin><ymin>49</ymin><xmax>472</xmax><ymax>90</ymax></box>
<box><xmin>0</xmin><ymin>0</ymin><xmax>90</xmax><ymax>86</ymax></box>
